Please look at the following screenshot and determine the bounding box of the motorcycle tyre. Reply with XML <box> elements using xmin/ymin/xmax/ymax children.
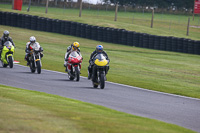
<box><xmin>36</xmin><ymin>61</ymin><xmax>41</xmax><ymax>74</ymax></box>
<box><xmin>1</xmin><ymin>61</ymin><xmax>8</xmax><ymax>67</ymax></box>
<box><xmin>75</xmin><ymin>67</ymin><xmax>80</xmax><ymax>81</ymax></box>
<box><xmin>93</xmin><ymin>82</ymin><xmax>98</xmax><ymax>88</ymax></box>
<box><xmin>30</xmin><ymin>61</ymin><xmax>36</xmax><ymax>73</ymax></box>
<box><xmin>100</xmin><ymin>73</ymin><xmax>105</xmax><ymax>89</ymax></box>
<box><xmin>8</xmin><ymin>56</ymin><xmax>13</xmax><ymax>68</ymax></box>
<box><xmin>68</xmin><ymin>71</ymin><xmax>74</xmax><ymax>80</ymax></box>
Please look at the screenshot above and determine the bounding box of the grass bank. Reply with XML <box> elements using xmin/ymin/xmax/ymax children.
<box><xmin>0</xmin><ymin>4</ymin><xmax>200</xmax><ymax>40</ymax></box>
<box><xmin>0</xmin><ymin>84</ymin><xmax>196</xmax><ymax>133</ymax></box>
<box><xmin>0</xmin><ymin>25</ymin><xmax>200</xmax><ymax>99</ymax></box>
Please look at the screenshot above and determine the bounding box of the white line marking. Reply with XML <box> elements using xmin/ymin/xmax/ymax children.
<box><xmin>14</xmin><ymin>64</ymin><xmax>200</xmax><ymax>101</ymax></box>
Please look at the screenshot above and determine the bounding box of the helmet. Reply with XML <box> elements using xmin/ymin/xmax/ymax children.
<box><xmin>3</xmin><ymin>30</ymin><xmax>9</xmax><ymax>39</ymax></box>
<box><xmin>30</xmin><ymin>36</ymin><xmax>36</xmax><ymax>44</ymax></box>
<box><xmin>96</xmin><ymin>45</ymin><xmax>103</xmax><ymax>53</ymax></box>
<box><xmin>72</xmin><ymin>42</ymin><xmax>80</xmax><ymax>50</ymax></box>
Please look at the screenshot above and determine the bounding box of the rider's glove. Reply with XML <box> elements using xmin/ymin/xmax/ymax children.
<box><xmin>89</xmin><ymin>60</ymin><xmax>93</xmax><ymax>65</ymax></box>
<box><xmin>65</xmin><ymin>58</ymin><xmax>68</xmax><ymax>61</ymax></box>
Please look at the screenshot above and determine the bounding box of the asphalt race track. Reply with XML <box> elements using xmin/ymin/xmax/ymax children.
<box><xmin>0</xmin><ymin>64</ymin><xmax>200</xmax><ymax>132</ymax></box>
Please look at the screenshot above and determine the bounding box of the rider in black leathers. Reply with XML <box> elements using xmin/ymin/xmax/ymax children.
<box><xmin>88</xmin><ymin>45</ymin><xmax>109</xmax><ymax>80</ymax></box>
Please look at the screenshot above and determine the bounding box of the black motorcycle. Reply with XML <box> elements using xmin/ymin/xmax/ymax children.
<box><xmin>91</xmin><ymin>53</ymin><xmax>109</xmax><ymax>89</ymax></box>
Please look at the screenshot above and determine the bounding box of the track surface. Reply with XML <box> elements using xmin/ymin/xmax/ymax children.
<box><xmin>0</xmin><ymin>64</ymin><xmax>200</xmax><ymax>132</ymax></box>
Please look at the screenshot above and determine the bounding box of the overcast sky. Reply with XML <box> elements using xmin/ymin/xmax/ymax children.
<box><xmin>74</xmin><ymin>0</ymin><xmax>103</xmax><ymax>4</ymax></box>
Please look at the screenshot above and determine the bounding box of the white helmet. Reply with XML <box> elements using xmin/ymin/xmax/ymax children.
<box><xmin>30</xmin><ymin>36</ymin><xmax>36</xmax><ymax>43</ymax></box>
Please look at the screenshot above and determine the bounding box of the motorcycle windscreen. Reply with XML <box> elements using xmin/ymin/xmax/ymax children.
<box><xmin>69</xmin><ymin>51</ymin><xmax>79</xmax><ymax>58</ymax></box>
<box><xmin>94</xmin><ymin>54</ymin><xmax>108</xmax><ymax>66</ymax></box>
<box><xmin>4</xmin><ymin>41</ymin><xmax>12</xmax><ymax>48</ymax></box>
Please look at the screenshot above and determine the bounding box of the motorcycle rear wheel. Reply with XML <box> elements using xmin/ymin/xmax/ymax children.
<box><xmin>30</xmin><ymin>61</ymin><xmax>36</xmax><ymax>73</ymax></box>
<box><xmin>93</xmin><ymin>82</ymin><xmax>98</xmax><ymax>88</ymax></box>
<box><xmin>8</xmin><ymin>56</ymin><xmax>13</xmax><ymax>68</ymax></box>
<box><xmin>1</xmin><ymin>61</ymin><xmax>7</xmax><ymax>67</ymax></box>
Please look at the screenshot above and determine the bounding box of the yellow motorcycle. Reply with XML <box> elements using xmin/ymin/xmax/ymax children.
<box><xmin>91</xmin><ymin>53</ymin><xmax>109</xmax><ymax>89</ymax></box>
<box><xmin>0</xmin><ymin>41</ymin><xmax>15</xmax><ymax>68</ymax></box>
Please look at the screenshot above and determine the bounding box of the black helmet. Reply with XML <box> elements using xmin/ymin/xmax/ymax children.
<box><xmin>3</xmin><ymin>30</ymin><xmax>9</xmax><ymax>39</ymax></box>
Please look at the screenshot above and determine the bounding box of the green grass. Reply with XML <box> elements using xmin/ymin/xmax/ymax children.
<box><xmin>0</xmin><ymin>84</ymin><xmax>196</xmax><ymax>133</ymax></box>
<box><xmin>0</xmin><ymin>4</ymin><xmax>200</xmax><ymax>40</ymax></box>
<box><xmin>0</xmin><ymin>25</ymin><xmax>200</xmax><ymax>99</ymax></box>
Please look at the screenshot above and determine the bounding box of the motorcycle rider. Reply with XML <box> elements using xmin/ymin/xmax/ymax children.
<box><xmin>88</xmin><ymin>45</ymin><xmax>110</xmax><ymax>80</ymax></box>
<box><xmin>25</xmin><ymin>36</ymin><xmax>43</xmax><ymax>66</ymax></box>
<box><xmin>0</xmin><ymin>30</ymin><xmax>15</xmax><ymax>60</ymax></box>
<box><xmin>64</xmin><ymin>42</ymin><xmax>81</xmax><ymax>72</ymax></box>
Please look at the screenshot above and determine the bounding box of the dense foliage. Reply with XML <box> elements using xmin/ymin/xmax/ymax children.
<box><xmin>104</xmin><ymin>0</ymin><xmax>194</xmax><ymax>9</ymax></box>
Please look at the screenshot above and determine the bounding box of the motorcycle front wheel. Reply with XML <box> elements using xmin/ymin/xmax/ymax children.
<box><xmin>100</xmin><ymin>73</ymin><xmax>105</xmax><ymax>89</ymax></box>
<box><xmin>75</xmin><ymin>66</ymin><xmax>80</xmax><ymax>81</ymax></box>
<box><xmin>8</xmin><ymin>56</ymin><xmax>13</xmax><ymax>68</ymax></box>
<box><xmin>36</xmin><ymin>60</ymin><xmax>41</xmax><ymax>74</ymax></box>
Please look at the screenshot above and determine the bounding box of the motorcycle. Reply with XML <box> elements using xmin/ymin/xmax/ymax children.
<box><xmin>0</xmin><ymin>41</ymin><xmax>15</xmax><ymax>68</ymax></box>
<box><xmin>91</xmin><ymin>53</ymin><xmax>109</xmax><ymax>89</ymax></box>
<box><xmin>66</xmin><ymin>51</ymin><xmax>82</xmax><ymax>81</ymax></box>
<box><xmin>28</xmin><ymin>43</ymin><xmax>42</xmax><ymax>74</ymax></box>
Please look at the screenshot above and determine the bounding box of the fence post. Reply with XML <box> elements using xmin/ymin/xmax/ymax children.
<box><xmin>79</xmin><ymin>0</ymin><xmax>82</xmax><ymax>17</ymax></box>
<box><xmin>114</xmin><ymin>4</ymin><xmax>118</xmax><ymax>21</ymax></box>
<box><xmin>187</xmin><ymin>17</ymin><xmax>190</xmax><ymax>36</ymax></box>
<box><xmin>12</xmin><ymin>0</ymin><xmax>14</xmax><ymax>9</ymax></box>
<box><xmin>45</xmin><ymin>0</ymin><xmax>49</xmax><ymax>14</ymax></box>
<box><xmin>151</xmin><ymin>8</ymin><xmax>154</xmax><ymax>28</ymax></box>
<box><xmin>27</xmin><ymin>0</ymin><xmax>31</xmax><ymax>12</ymax></box>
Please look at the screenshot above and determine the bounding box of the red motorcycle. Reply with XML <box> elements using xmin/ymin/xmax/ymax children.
<box><xmin>66</xmin><ymin>51</ymin><xmax>83</xmax><ymax>81</ymax></box>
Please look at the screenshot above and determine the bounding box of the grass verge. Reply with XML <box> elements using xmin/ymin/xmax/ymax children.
<box><xmin>0</xmin><ymin>84</ymin><xmax>196</xmax><ymax>133</ymax></box>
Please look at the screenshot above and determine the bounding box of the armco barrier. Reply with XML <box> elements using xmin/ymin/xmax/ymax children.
<box><xmin>0</xmin><ymin>11</ymin><xmax>200</xmax><ymax>55</ymax></box>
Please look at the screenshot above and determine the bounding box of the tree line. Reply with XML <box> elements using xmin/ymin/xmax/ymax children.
<box><xmin>105</xmin><ymin>0</ymin><xmax>194</xmax><ymax>10</ymax></box>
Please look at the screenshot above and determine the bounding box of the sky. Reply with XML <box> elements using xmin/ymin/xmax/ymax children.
<box><xmin>73</xmin><ymin>0</ymin><xmax>103</xmax><ymax>4</ymax></box>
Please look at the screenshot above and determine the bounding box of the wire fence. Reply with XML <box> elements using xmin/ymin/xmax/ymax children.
<box><xmin>0</xmin><ymin>0</ymin><xmax>200</xmax><ymax>39</ymax></box>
